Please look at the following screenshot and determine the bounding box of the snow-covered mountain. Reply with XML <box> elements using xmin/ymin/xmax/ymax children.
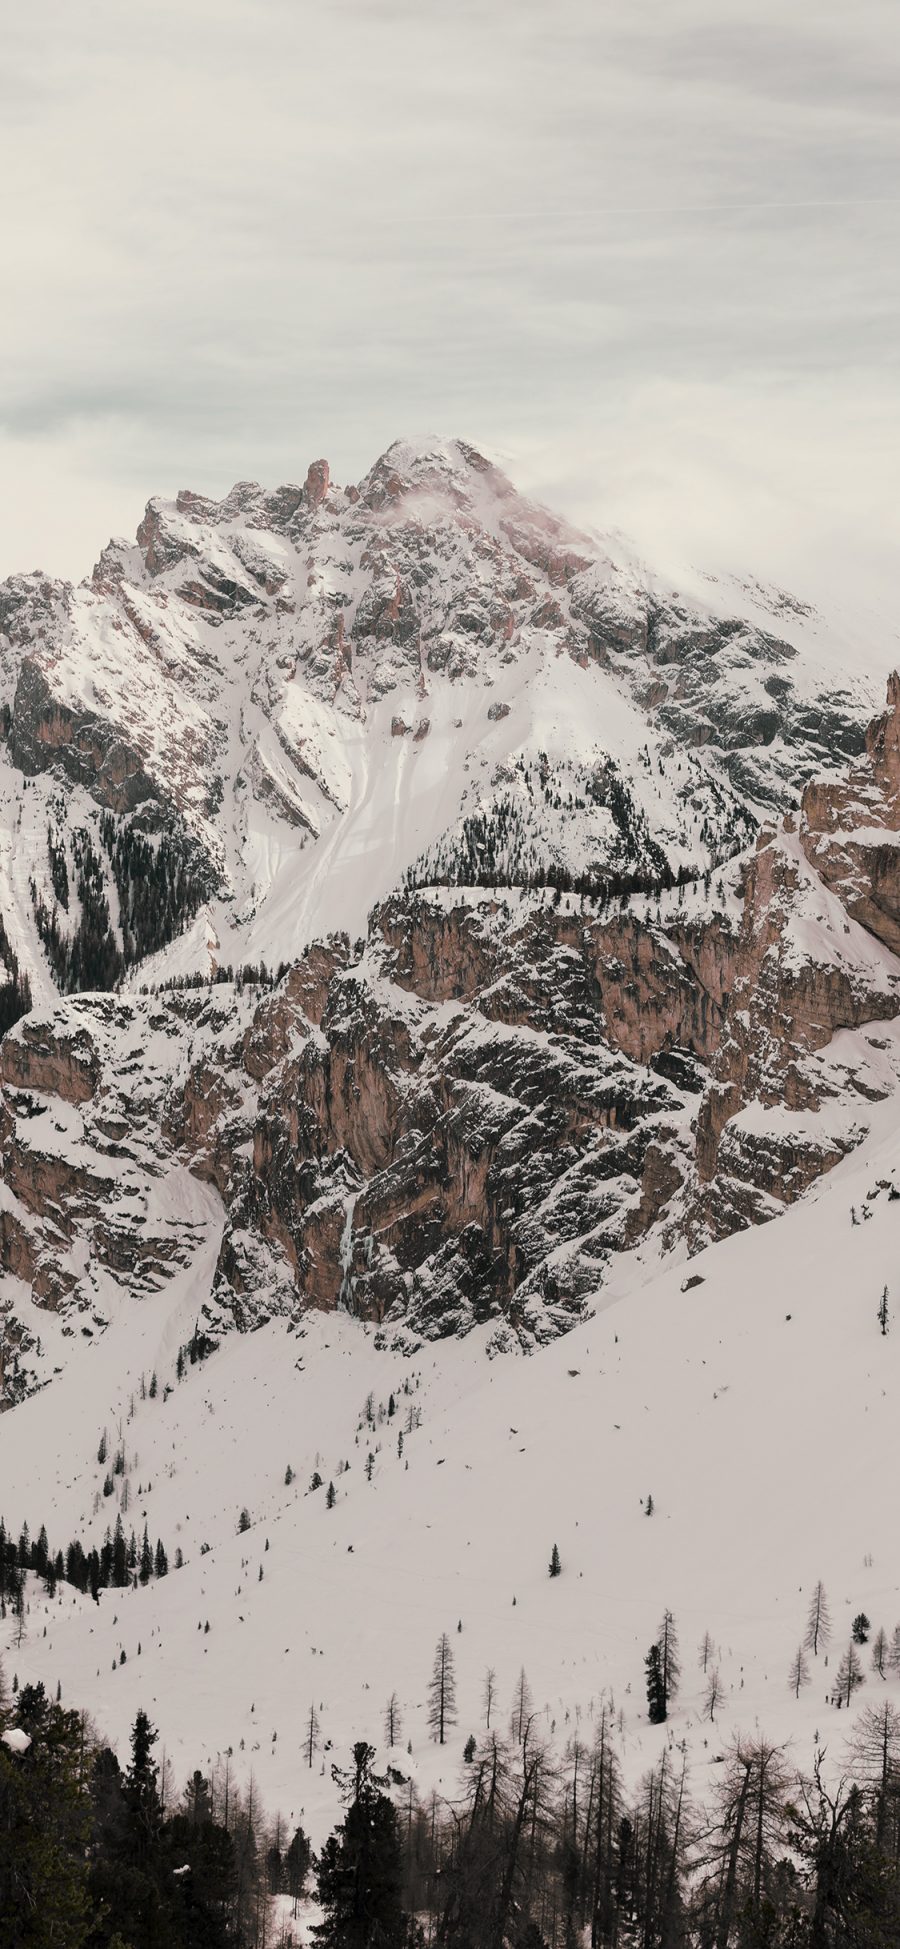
<box><xmin>0</xmin><ymin>437</ymin><xmax>889</xmax><ymax>1011</ymax></box>
<box><xmin>3</xmin><ymin>438</ymin><xmax>900</xmax><ymax>1855</ymax></box>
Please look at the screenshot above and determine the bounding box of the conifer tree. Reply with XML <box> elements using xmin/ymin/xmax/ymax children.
<box><xmin>112</xmin><ymin>1516</ymin><xmax>127</xmax><ymax>1588</ymax></box>
<box><xmin>428</xmin><ymin>1634</ymin><xmax>457</xmax><ymax>1745</ymax></box>
<box><xmin>850</xmin><ymin>1700</ymin><xmax>900</xmax><ymax>1847</ymax></box>
<box><xmin>805</xmin><ymin>1580</ymin><xmax>831</xmax><ymax>1656</ymax></box>
<box><xmin>872</xmin><ymin>1628</ymin><xmax>889</xmax><ymax>1678</ymax></box>
<box><xmin>789</xmin><ymin>1643</ymin><xmax>811</xmax><ymax>1698</ymax></box>
<box><xmin>305</xmin><ymin>1702</ymin><xmax>320</xmax><ymax>1768</ymax></box>
<box><xmin>705</xmin><ymin>1665</ymin><xmax>723</xmax><ymax>1720</ymax></box>
<box><xmin>384</xmin><ymin>1691</ymin><xmax>402</xmax><ymax>1748</ymax></box>
<box><xmin>835</xmin><ymin>1643</ymin><xmax>865</xmax><ymax>1707</ymax></box>
<box><xmin>656</xmin><ymin>1608</ymin><xmax>680</xmax><ymax>1714</ymax></box>
<box><xmin>286</xmin><ymin>1825</ymin><xmax>311</xmax><ymax>1907</ymax></box>
<box><xmin>549</xmin><ymin>1543</ymin><xmax>561</xmax><ymax>1578</ymax></box>
<box><xmin>124</xmin><ymin>1708</ymin><xmax>163</xmax><ymax>1860</ymax></box>
<box><xmin>645</xmin><ymin>1643</ymin><xmax>667</xmax><ymax>1724</ymax></box>
<box><xmin>0</xmin><ymin>1685</ymin><xmax>91</xmax><ymax>1938</ymax></box>
<box><xmin>314</xmin><ymin>1742</ymin><xmax>403</xmax><ymax>1948</ymax></box>
<box><xmin>510</xmin><ymin>1666</ymin><xmax>534</xmax><ymax>1744</ymax></box>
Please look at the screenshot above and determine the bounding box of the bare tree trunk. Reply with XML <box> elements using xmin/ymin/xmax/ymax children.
<box><xmin>715</xmin><ymin>1762</ymin><xmax>751</xmax><ymax>1949</ymax></box>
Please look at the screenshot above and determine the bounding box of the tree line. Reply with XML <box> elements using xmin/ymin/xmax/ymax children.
<box><xmin>314</xmin><ymin>1705</ymin><xmax>900</xmax><ymax>1948</ymax></box>
<box><xmin>8</xmin><ymin>1654</ymin><xmax>900</xmax><ymax>1945</ymax></box>
<box><xmin>0</xmin><ymin>1677</ymin><xmax>308</xmax><ymax>1947</ymax></box>
<box><xmin>0</xmin><ymin>1512</ymin><xmax>174</xmax><ymax>1615</ymax></box>
<box><xmin>28</xmin><ymin>815</ymin><xmax>212</xmax><ymax>997</ymax></box>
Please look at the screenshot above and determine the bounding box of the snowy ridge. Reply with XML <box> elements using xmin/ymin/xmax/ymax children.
<box><xmin>0</xmin><ymin>438</ymin><xmax>889</xmax><ymax>995</ymax></box>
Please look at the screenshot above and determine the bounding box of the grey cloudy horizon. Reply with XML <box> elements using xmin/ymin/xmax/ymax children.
<box><xmin>2</xmin><ymin>0</ymin><xmax>899</xmax><ymax>620</ymax></box>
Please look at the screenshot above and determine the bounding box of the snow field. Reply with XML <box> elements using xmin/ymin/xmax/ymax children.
<box><xmin>5</xmin><ymin>1062</ymin><xmax>900</xmax><ymax>1839</ymax></box>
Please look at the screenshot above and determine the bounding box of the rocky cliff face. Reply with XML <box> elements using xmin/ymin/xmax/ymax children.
<box><xmin>0</xmin><ymin>442</ymin><xmax>897</xmax><ymax>1405</ymax></box>
<box><xmin>801</xmin><ymin>671</ymin><xmax>900</xmax><ymax>954</ymax></box>
<box><xmin>3</xmin><ymin>672</ymin><xmax>900</xmax><ymax>1405</ymax></box>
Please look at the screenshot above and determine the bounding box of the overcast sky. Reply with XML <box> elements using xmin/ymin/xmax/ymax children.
<box><xmin>2</xmin><ymin>0</ymin><xmax>898</xmax><ymax>612</ymax></box>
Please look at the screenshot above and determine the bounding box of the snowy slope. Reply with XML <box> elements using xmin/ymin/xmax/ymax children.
<box><xmin>3</xmin><ymin>1066</ymin><xmax>900</xmax><ymax>1838</ymax></box>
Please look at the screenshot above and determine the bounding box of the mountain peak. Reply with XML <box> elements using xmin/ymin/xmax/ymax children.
<box><xmin>358</xmin><ymin>435</ymin><xmax>514</xmax><ymax>511</ymax></box>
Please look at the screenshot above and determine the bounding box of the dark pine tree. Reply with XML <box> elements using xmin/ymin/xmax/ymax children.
<box><xmin>645</xmin><ymin>1643</ymin><xmax>667</xmax><ymax>1724</ymax></box>
<box><xmin>428</xmin><ymin>1633</ymin><xmax>457</xmax><ymax>1746</ymax></box>
<box><xmin>313</xmin><ymin>1742</ymin><xmax>404</xmax><ymax>1949</ymax></box>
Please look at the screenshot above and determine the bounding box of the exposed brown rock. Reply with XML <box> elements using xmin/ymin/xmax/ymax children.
<box><xmin>1</xmin><ymin>1019</ymin><xmax>99</xmax><ymax>1103</ymax></box>
<box><xmin>304</xmin><ymin>459</ymin><xmax>330</xmax><ymax>510</ymax></box>
<box><xmin>802</xmin><ymin>672</ymin><xmax>900</xmax><ymax>952</ymax></box>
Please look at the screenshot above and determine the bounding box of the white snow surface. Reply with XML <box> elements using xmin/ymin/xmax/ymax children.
<box><xmin>4</xmin><ymin>1066</ymin><xmax>900</xmax><ymax>1838</ymax></box>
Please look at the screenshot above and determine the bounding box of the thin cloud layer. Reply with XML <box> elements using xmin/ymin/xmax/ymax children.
<box><xmin>1</xmin><ymin>0</ymin><xmax>898</xmax><ymax>615</ymax></box>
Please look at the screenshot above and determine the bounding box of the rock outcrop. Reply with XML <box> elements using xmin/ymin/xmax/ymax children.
<box><xmin>802</xmin><ymin>671</ymin><xmax>900</xmax><ymax>953</ymax></box>
<box><xmin>3</xmin><ymin>674</ymin><xmax>900</xmax><ymax>1404</ymax></box>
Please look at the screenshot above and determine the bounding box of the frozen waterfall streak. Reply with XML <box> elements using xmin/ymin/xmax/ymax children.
<box><xmin>338</xmin><ymin>1192</ymin><xmax>360</xmax><ymax>1309</ymax></box>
